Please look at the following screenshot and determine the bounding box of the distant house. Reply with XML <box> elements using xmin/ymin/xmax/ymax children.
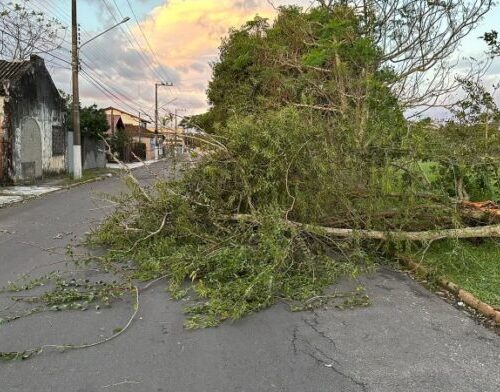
<box><xmin>104</xmin><ymin>107</ymin><xmax>149</xmax><ymax>133</ymax></box>
<box><xmin>124</xmin><ymin>124</ymin><xmax>157</xmax><ymax>161</ymax></box>
<box><xmin>0</xmin><ymin>55</ymin><xmax>66</xmax><ymax>183</ymax></box>
<box><xmin>105</xmin><ymin>112</ymin><xmax>125</xmax><ymax>135</ymax></box>
<box><xmin>104</xmin><ymin>107</ymin><xmax>159</xmax><ymax>161</ymax></box>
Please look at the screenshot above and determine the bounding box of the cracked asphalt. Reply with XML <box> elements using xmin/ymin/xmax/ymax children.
<box><xmin>1</xmin><ymin>162</ymin><xmax>499</xmax><ymax>392</ymax></box>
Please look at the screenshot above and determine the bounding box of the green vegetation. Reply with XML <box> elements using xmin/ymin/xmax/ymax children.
<box><xmin>415</xmin><ymin>239</ymin><xmax>500</xmax><ymax>307</ymax></box>
<box><xmin>61</xmin><ymin>91</ymin><xmax>109</xmax><ymax>140</ymax></box>
<box><xmin>2</xmin><ymin>2</ymin><xmax>499</xmax><ymax>352</ymax></box>
<box><xmin>63</xmin><ymin>168</ymin><xmax>114</xmax><ymax>186</ymax></box>
<box><xmin>89</xmin><ymin>4</ymin><xmax>499</xmax><ymax>328</ymax></box>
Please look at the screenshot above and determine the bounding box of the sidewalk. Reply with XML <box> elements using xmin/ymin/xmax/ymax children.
<box><xmin>0</xmin><ymin>159</ymin><xmax>169</xmax><ymax>209</ymax></box>
<box><xmin>0</xmin><ymin>185</ymin><xmax>61</xmax><ymax>207</ymax></box>
<box><xmin>0</xmin><ymin>168</ymin><xmax>115</xmax><ymax>209</ymax></box>
<box><xmin>106</xmin><ymin>158</ymin><xmax>165</xmax><ymax>170</ymax></box>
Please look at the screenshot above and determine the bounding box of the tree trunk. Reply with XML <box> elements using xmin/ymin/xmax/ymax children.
<box><xmin>233</xmin><ymin>215</ymin><xmax>500</xmax><ymax>242</ymax></box>
<box><xmin>299</xmin><ymin>222</ymin><xmax>500</xmax><ymax>241</ymax></box>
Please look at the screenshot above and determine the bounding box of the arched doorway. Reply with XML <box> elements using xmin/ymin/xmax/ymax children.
<box><xmin>20</xmin><ymin>118</ymin><xmax>42</xmax><ymax>181</ymax></box>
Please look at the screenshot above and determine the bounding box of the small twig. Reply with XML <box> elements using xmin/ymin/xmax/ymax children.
<box><xmin>38</xmin><ymin>285</ymin><xmax>139</xmax><ymax>354</ymax></box>
<box><xmin>140</xmin><ymin>274</ymin><xmax>169</xmax><ymax>292</ymax></box>
<box><xmin>102</xmin><ymin>380</ymin><xmax>141</xmax><ymax>389</ymax></box>
<box><xmin>123</xmin><ymin>212</ymin><xmax>169</xmax><ymax>254</ymax></box>
<box><xmin>18</xmin><ymin>241</ymin><xmax>67</xmax><ymax>256</ymax></box>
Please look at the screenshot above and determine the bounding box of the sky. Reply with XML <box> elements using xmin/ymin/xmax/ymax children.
<box><xmin>40</xmin><ymin>0</ymin><xmax>500</xmax><ymax>122</ymax></box>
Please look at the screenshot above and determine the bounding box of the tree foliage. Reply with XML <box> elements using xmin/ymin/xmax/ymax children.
<box><xmin>61</xmin><ymin>92</ymin><xmax>108</xmax><ymax>140</ymax></box>
<box><xmin>483</xmin><ymin>30</ymin><xmax>500</xmax><ymax>56</ymax></box>
<box><xmin>0</xmin><ymin>0</ymin><xmax>66</xmax><ymax>60</ymax></box>
<box><xmin>90</xmin><ymin>4</ymin><xmax>499</xmax><ymax>328</ymax></box>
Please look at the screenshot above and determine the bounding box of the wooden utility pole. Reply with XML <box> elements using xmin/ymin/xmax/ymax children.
<box><xmin>155</xmin><ymin>82</ymin><xmax>173</xmax><ymax>160</ymax></box>
<box><xmin>138</xmin><ymin>112</ymin><xmax>142</xmax><ymax>143</ymax></box>
<box><xmin>71</xmin><ymin>0</ymin><xmax>82</xmax><ymax>178</ymax></box>
<box><xmin>172</xmin><ymin>108</ymin><xmax>186</xmax><ymax>155</ymax></box>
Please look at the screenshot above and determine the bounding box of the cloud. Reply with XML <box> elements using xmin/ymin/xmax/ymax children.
<box><xmin>141</xmin><ymin>0</ymin><xmax>274</xmax><ymax>68</ymax></box>
<box><xmin>129</xmin><ymin>0</ymin><xmax>276</xmax><ymax>114</ymax></box>
<box><xmin>55</xmin><ymin>0</ymin><xmax>278</xmax><ymax>117</ymax></box>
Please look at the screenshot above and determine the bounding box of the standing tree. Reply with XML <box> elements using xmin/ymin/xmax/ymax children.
<box><xmin>61</xmin><ymin>92</ymin><xmax>108</xmax><ymax>140</ymax></box>
<box><xmin>0</xmin><ymin>0</ymin><xmax>66</xmax><ymax>60</ymax></box>
<box><xmin>315</xmin><ymin>0</ymin><xmax>493</xmax><ymax>111</ymax></box>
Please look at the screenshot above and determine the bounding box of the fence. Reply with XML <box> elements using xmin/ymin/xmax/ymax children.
<box><xmin>82</xmin><ymin>137</ymin><xmax>106</xmax><ymax>170</ymax></box>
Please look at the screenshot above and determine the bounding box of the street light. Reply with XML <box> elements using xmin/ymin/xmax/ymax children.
<box><xmin>71</xmin><ymin>0</ymin><xmax>130</xmax><ymax>179</ymax></box>
<box><xmin>80</xmin><ymin>17</ymin><xmax>131</xmax><ymax>48</ymax></box>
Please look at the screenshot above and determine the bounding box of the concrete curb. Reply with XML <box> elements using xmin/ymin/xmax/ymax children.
<box><xmin>61</xmin><ymin>173</ymin><xmax>115</xmax><ymax>190</ymax></box>
<box><xmin>397</xmin><ymin>254</ymin><xmax>500</xmax><ymax>324</ymax></box>
<box><xmin>0</xmin><ymin>173</ymin><xmax>115</xmax><ymax>210</ymax></box>
<box><xmin>0</xmin><ymin>158</ymin><xmax>169</xmax><ymax>210</ymax></box>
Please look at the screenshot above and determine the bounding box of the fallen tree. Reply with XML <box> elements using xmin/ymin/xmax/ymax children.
<box><xmin>2</xmin><ymin>3</ymin><xmax>498</xmax><ymax>336</ymax></box>
<box><xmin>86</xmin><ymin>3</ymin><xmax>499</xmax><ymax>328</ymax></box>
<box><xmin>235</xmin><ymin>215</ymin><xmax>500</xmax><ymax>242</ymax></box>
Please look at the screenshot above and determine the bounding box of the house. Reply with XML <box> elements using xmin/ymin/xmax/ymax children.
<box><xmin>124</xmin><ymin>124</ymin><xmax>157</xmax><ymax>161</ymax></box>
<box><xmin>0</xmin><ymin>55</ymin><xmax>66</xmax><ymax>184</ymax></box>
<box><xmin>105</xmin><ymin>112</ymin><xmax>125</xmax><ymax>136</ymax></box>
<box><xmin>104</xmin><ymin>107</ymin><xmax>160</xmax><ymax>161</ymax></box>
<box><xmin>104</xmin><ymin>107</ymin><xmax>149</xmax><ymax>133</ymax></box>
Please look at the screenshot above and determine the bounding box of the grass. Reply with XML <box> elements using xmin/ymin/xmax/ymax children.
<box><xmin>63</xmin><ymin>168</ymin><xmax>116</xmax><ymax>186</ymax></box>
<box><xmin>414</xmin><ymin>239</ymin><xmax>500</xmax><ymax>307</ymax></box>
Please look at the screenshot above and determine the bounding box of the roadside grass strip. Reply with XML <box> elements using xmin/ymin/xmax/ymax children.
<box><xmin>402</xmin><ymin>239</ymin><xmax>500</xmax><ymax>324</ymax></box>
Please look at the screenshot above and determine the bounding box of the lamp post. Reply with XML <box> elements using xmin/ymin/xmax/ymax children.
<box><xmin>71</xmin><ymin>0</ymin><xmax>130</xmax><ymax>178</ymax></box>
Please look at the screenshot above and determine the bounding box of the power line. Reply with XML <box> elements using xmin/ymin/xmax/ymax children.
<box><xmin>80</xmin><ymin>59</ymin><xmax>154</xmax><ymax>118</ymax></box>
<box><xmin>100</xmin><ymin>0</ymin><xmax>168</xmax><ymax>85</ymax></box>
<box><xmin>123</xmin><ymin>0</ymin><xmax>174</xmax><ymax>84</ymax></box>
<box><xmin>0</xmin><ymin>0</ymin><xmax>175</xmax><ymax>120</ymax></box>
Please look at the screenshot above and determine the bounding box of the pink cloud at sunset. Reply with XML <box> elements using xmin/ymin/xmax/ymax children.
<box><xmin>136</xmin><ymin>0</ymin><xmax>277</xmax><ymax>114</ymax></box>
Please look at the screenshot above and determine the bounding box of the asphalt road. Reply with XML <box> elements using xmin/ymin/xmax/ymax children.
<box><xmin>0</xmin><ymin>162</ymin><xmax>499</xmax><ymax>392</ymax></box>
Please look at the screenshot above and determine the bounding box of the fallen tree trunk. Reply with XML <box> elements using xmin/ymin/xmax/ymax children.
<box><xmin>233</xmin><ymin>215</ymin><xmax>500</xmax><ymax>241</ymax></box>
<box><xmin>301</xmin><ymin>223</ymin><xmax>500</xmax><ymax>241</ymax></box>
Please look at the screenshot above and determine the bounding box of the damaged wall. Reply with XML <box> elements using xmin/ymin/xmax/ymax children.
<box><xmin>0</xmin><ymin>96</ymin><xmax>5</xmax><ymax>182</ymax></box>
<box><xmin>5</xmin><ymin>56</ymin><xmax>66</xmax><ymax>183</ymax></box>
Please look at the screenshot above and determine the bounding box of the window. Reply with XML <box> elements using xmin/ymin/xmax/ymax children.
<box><xmin>52</xmin><ymin>125</ymin><xmax>65</xmax><ymax>156</ymax></box>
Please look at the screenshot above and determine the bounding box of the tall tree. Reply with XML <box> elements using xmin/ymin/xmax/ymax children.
<box><xmin>315</xmin><ymin>0</ymin><xmax>493</xmax><ymax>111</ymax></box>
<box><xmin>0</xmin><ymin>0</ymin><xmax>66</xmax><ymax>60</ymax></box>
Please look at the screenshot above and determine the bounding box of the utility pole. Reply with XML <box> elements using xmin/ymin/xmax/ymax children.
<box><xmin>155</xmin><ymin>82</ymin><xmax>173</xmax><ymax>160</ymax></box>
<box><xmin>71</xmin><ymin>0</ymin><xmax>82</xmax><ymax>178</ymax></box>
<box><xmin>174</xmin><ymin>108</ymin><xmax>178</xmax><ymax>155</ymax></box>
<box><xmin>138</xmin><ymin>112</ymin><xmax>142</xmax><ymax>143</ymax></box>
<box><xmin>70</xmin><ymin>10</ymin><xmax>129</xmax><ymax>178</ymax></box>
<box><xmin>171</xmin><ymin>108</ymin><xmax>186</xmax><ymax>155</ymax></box>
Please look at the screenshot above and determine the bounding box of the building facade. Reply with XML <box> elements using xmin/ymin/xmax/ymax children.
<box><xmin>0</xmin><ymin>55</ymin><xmax>66</xmax><ymax>183</ymax></box>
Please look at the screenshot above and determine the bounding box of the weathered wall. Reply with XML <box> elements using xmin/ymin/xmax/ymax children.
<box><xmin>0</xmin><ymin>96</ymin><xmax>5</xmax><ymax>181</ymax></box>
<box><xmin>0</xmin><ymin>96</ymin><xmax>4</xmax><ymax>133</ymax></box>
<box><xmin>7</xmin><ymin>57</ymin><xmax>66</xmax><ymax>183</ymax></box>
<box><xmin>82</xmin><ymin>136</ymin><xmax>106</xmax><ymax>170</ymax></box>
